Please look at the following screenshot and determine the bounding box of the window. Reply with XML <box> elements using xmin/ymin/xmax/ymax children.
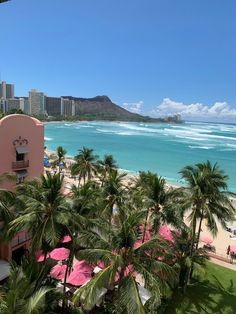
<box><xmin>16</xmin><ymin>152</ymin><xmax>24</xmax><ymax>161</ymax></box>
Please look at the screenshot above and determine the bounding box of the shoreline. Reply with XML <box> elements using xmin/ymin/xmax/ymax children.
<box><xmin>44</xmin><ymin>147</ymin><xmax>236</xmax><ymax>202</ymax></box>
<box><xmin>45</xmin><ymin>148</ymin><xmax>236</xmax><ymax>269</ymax></box>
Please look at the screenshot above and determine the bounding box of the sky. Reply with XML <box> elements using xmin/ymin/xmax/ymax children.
<box><xmin>0</xmin><ymin>0</ymin><xmax>236</xmax><ymax>123</ymax></box>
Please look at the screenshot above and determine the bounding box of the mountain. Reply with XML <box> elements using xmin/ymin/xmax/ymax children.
<box><xmin>61</xmin><ymin>95</ymin><xmax>182</xmax><ymax>123</ymax></box>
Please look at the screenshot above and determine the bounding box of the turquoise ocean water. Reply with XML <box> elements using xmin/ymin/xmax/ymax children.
<box><xmin>44</xmin><ymin>121</ymin><xmax>236</xmax><ymax>192</ymax></box>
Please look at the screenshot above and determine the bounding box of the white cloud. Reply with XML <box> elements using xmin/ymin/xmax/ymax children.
<box><xmin>122</xmin><ymin>101</ymin><xmax>144</xmax><ymax>114</ymax></box>
<box><xmin>152</xmin><ymin>98</ymin><xmax>236</xmax><ymax>122</ymax></box>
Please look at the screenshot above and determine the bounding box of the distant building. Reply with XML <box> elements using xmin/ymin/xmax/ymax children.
<box><xmin>45</xmin><ymin>96</ymin><xmax>61</xmax><ymax>116</ymax></box>
<box><xmin>61</xmin><ymin>97</ymin><xmax>75</xmax><ymax>116</ymax></box>
<box><xmin>0</xmin><ymin>99</ymin><xmax>7</xmax><ymax>113</ymax></box>
<box><xmin>6</xmin><ymin>98</ymin><xmax>21</xmax><ymax>111</ymax></box>
<box><xmin>0</xmin><ymin>114</ymin><xmax>44</xmax><ymax>266</ymax></box>
<box><xmin>29</xmin><ymin>89</ymin><xmax>45</xmax><ymax>116</ymax></box>
<box><xmin>0</xmin><ymin>81</ymin><xmax>14</xmax><ymax>99</ymax></box>
<box><xmin>22</xmin><ymin>97</ymin><xmax>30</xmax><ymax>114</ymax></box>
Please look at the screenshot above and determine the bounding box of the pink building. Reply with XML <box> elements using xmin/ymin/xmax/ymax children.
<box><xmin>0</xmin><ymin>114</ymin><xmax>44</xmax><ymax>272</ymax></box>
<box><xmin>0</xmin><ymin>114</ymin><xmax>44</xmax><ymax>189</ymax></box>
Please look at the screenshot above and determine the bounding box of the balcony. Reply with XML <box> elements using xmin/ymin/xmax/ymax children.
<box><xmin>11</xmin><ymin>231</ymin><xmax>31</xmax><ymax>249</ymax></box>
<box><xmin>12</xmin><ymin>160</ymin><xmax>29</xmax><ymax>170</ymax></box>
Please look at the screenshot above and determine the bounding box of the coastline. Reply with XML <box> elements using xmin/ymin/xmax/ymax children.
<box><xmin>44</xmin><ymin>147</ymin><xmax>236</xmax><ymax>269</ymax></box>
<box><xmin>45</xmin><ymin>147</ymin><xmax>236</xmax><ymax>202</ymax></box>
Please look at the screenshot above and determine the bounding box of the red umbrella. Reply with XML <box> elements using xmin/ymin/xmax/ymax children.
<box><xmin>35</xmin><ymin>250</ymin><xmax>49</xmax><ymax>262</ymax></box>
<box><xmin>139</xmin><ymin>224</ymin><xmax>153</xmax><ymax>233</ymax></box>
<box><xmin>49</xmin><ymin>248</ymin><xmax>70</xmax><ymax>261</ymax></box>
<box><xmin>67</xmin><ymin>271</ymin><xmax>91</xmax><ymax>286</ymax></box>
<box><xmin>50</xmin><ymin>264</ymin><xmax>67</xmax><ymax>280</ymax></box>
<box><xmin>134</xmin><ymin>239</ymin><xmax>143</xmax><ymax>249</ymax></box>
<box><xmin>201</xmin><ymin>235</ymin><xmax>213</xmax><ymax>245</ymax></box>
<box><xmin>74</xmin><ymin>260</ymin><xmax>93</xmax><ymax>274</ymax></box>
<box><xmin>159</xmin><ymin>225</ymin><xmax>173</xmax><ymax>242</ymax></box>
<box><xmin>61</xmin><ymin>235</ymin><xmax>72</xmax><ymax>243</ymax></box>
<box><xmin>115</xmin><ymin>264</ymin><xmax>138</xmax><ymax>282</ymax></box>
<box><xmin>97</xmin><ymin>261</ymin><xmax>106</xmax><ymax>269</ymax></box>
<box><xmin>230</xmin><ymin>245</ymin><xmax>236</xmax><ymax>253</ymax></box>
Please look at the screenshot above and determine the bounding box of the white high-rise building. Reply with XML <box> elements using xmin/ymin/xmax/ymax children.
<box><xmin>0</xmin><ymin>81</ymin><xmax>14</xmax><ymax>99</ymax></box>
<box><xmin>29</xmin><ymin>89</ymin><xmax>45</xmax><ymax>116</ymax></box>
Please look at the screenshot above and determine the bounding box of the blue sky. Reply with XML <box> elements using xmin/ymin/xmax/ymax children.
<box><xmin>0</xmin><ymin>0</ymin><xmax>236</xmax><ymax>122</ymax></box>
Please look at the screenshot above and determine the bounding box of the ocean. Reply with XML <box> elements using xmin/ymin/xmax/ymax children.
<box><xmin>44</xmin><ymin>121</ymin><xmax>236</xmax><ymax>192</ymax></box>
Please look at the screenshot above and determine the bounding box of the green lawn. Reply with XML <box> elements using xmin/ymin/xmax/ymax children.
<box><xmin>165</xmin><ymin>262</ymin><xmax>236</xmax><ymax>314</ymax></box>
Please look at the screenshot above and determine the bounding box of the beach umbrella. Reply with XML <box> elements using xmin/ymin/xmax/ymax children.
<box><xmin>35</xmin><ymin>250</ymin><xmax>49</xmax><ymax>262</ymax></box>
<box><xmin>67</xmin><ymin>271</ymin><xmax>91</xmax><ymax>286</ymax></box>
<box><xmin>61</xmin><ymin>235</ymin><xmax>72</xmax><ymax>243</ymax></box>
<box><xmin>230</xmin><ymin>245</ymin><xmax>236</xmax><ymax>253</ymax></box>
<box><xmin>97</xmin><ymin>261</ymin><xmax>106</xmax><ymax>269</ymax></box>
<box><xmin>134</xmin><ymin>239</ymin><xmax>143</xmax><ymax>249</ymax></box>
<box><xmin>49</xmin><ymin>247</ymin><xmax>70</xmax><ymax>261</ymax></box>
<box><xmin>58</xmin><ymin>161</ymin><xmax>64</xmax><ymax>168</ymax></box>
<box><xmin>74</xmin><ymin>260</ymin><xmax>93</xmax><ymax>274</ymax></box>
<box><xmin>201</xmin><ymin>235</ymin><xmax>213</xmax><ymax>245</ymax></box>
<box><xmin>50</xmin><ymin>264</ymin><xmax>67</xmax><ymax>280</ymax></box>
<box><xmin>139</xmin><ymin>224</ymin><xmax>153</xmax><ymax>233</ymax></box>
<box><xmin>159</xmin><ymin>225</ymin><xmax>174</xmax><ymax>242</ymax></box>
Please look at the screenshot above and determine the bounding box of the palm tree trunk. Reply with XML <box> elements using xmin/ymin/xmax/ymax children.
<box><xmin>187</xmin><ymin>215</ymin><xmax>197</xmax><ymax>285</ymax></box>
<box><xmin>189</xmin><ymin>211</ymin><xmax>204</xmax><ymax>280</ymax></box>
<box><xmin>142</xmin><ymin>208</ymin><xmax>149</xmax><ymax>243</ymax></box>
<box><xmin>183</xmin><ymin>215</ymin><xmax>197</xmax><ymax>292</ymax></box>
<box><xmin>62</xmin><ymin>258</ymin><xmax>71</xmax><ymax>313</ymax></box>
<box><xmin>196</xmin><ymin>211</ymin><xmax>204</xmax><ymax>250</ymax></box>
<box><xmin>108</xmin><ymin>204</ymin><xmax>113</xmax><ymax>243</ymax></box>
<box><xmin>34</xmin><ymin>250</ymin><xmax>48</xmax><ymax>291</ymax></box>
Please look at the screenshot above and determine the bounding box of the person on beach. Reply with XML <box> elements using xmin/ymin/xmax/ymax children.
<box><xmin>227</xmin><ymin>245</ymin><xmax>230</xmax><ymax>257</ymax></box>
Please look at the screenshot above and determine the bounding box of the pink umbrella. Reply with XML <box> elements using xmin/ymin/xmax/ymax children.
<box><xmin>74</xmin><ymin>260</ymin><xmax>93</xmax><ymax>274</ymax></box>
<box><xmin>97</xmin><ymin>261</ymin><xmax>106</xmax><ymax>269</ymax></box>
<box><xmin>50</xmin><ymin>264</ymin><xmax>67</xmax><ymax>280</ymax></box>
<box><xmin>124</xmin><ymin>265</ymin><xmax>137</xmax><ymax>277</ymax></box>
<box><xmin>35</xmin><ymin>250</ymin><xmax>49</xmax><ymax>262</ymax></box>
<box><xmin>134</xmin><ymin>239</ymin><xmax>143</xmax><ymax>249</ymax></box>
<box><xmin>143</xmin><ymin>230</ymin><xmax>151</xmax><ymax>241</ymax></box>
<box><xmin>139</xmin><ymin>224</ymin><xmax>153</xmax><ymax>233</ymax></box>
<box><xmin>159</xmin><ymin>225</ymin><xmax>174</xmax><ymax>242</ymax></box>
<box><xmin>49</xmin><ymin>247</ymin><xmax>70</xmax><ymax>261</ymax></box>
<box><xmin>201</xmin><ymin>235</ymin><xmax>213</xmax><ymax>245</ymax></box>
<box><xmin>115</xmin><ymin>264</ymin><xmax>138</xmax><ymax>282</ymax></box>
<box><xmin>61</xmin><ymin>235</ymin><xmax>72</xmax><ymax>243</ymax></box>
<box><xmin>67</xmin><ymin>271</ymin><xmax>91</xmax><ymax>286</ymax></box>
<box><xmin>230</xmin><ymin>245</ymin><xmax>236</xmax><ymax>253</ymax></box>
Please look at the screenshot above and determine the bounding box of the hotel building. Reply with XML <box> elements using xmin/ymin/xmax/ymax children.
<box><xmin>29</xmin><ymin>89</ymin><xmax>45</xmax><ymax>116</ymax></box>
<box><xmin>0</xmin><ymin>81</ymin><xmax>14</xmax><ymax>99</ymax></box>
<box><xmin>0</xmin><ymin>114</ymin><xmax>44</xmax><ymax>279</ymax></box>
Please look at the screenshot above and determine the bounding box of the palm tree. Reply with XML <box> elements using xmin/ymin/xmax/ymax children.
<box><xmin>171</xmin><ymin>227</ymin><xmax>208</xmax><ymax>293</ymax></box>
<box><xmin>179</xmin><ymin>161</ymin><xmax>235</xmax><ymax>280</ymax></box>
<box><xmin>0</xmin><ymin>173</ymin><xmax>17</xmax><ymax>242</ymax></box>
<box><xmin>0</xmin><ymin>262</ymin><xmax>53</xmax><ymax>314</ymax></box>
<box><xmin>74</xmin><ymin>209</ymin><xmax>176</xmax><ymax>313</ymax></box>
<box><xmin>71</xmin><ymin>147</ymin><xmax>98</xmax><ymax>185</ymax></box>
<box><xmin>102</xmin><ymin>170</ymin><xmax>127</xmax><ymax>239</ymax></box>
<box><xmin>71</xmin><ymin>180</ymin><xmax>102</xmax><ymax>218</ymax></box>
<box><xmin>51</xmin><ymin>146</ymin><xmax>67</xmax><ymax>172</ymax></box>
<box><xmin>98</xmin><ymin>154</ymin><xmax>118</xmax><ymax>186</ymax></box>
<box><xmin>8</xmin><ymin>172</ymin><xmax>73</xmax><ymax>253</ymax></box>
<box><xmin>134</xmin><ymin>171</ymin><xmax>182</xmax><ymax>242</ymax></box>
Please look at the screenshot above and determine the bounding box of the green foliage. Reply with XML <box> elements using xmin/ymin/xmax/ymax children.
<box><xmin>1</xmin><ymin>155</ymin><xmax>234</xmax><ymax>313</ymax></box>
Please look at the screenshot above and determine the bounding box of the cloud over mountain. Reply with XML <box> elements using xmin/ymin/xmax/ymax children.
<box><xmin>152</xmin><ymin>98</ymin><xmax>236</xmax><ymax>122</ymax></box>
<box><xmin>122</xmin><ymin>101</ymin><xmax>144</xmax><ymax>114</ymax></box>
